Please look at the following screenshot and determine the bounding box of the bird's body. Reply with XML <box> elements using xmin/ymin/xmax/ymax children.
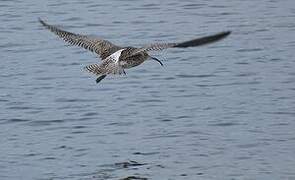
<box><xmin>39</xmin><ymin>18</ymin><xmax>231</xmax><ymax>83</ymax></box>
<box><xmin>117</xmin><ymin>47</ymin><xmax>149</xmax><ymax>69</ymax></box>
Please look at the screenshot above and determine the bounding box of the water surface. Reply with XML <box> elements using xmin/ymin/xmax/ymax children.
<box><xmin>1</xmin><ymin>0</ymin><xmax>295</xmax><ymax>179</ymax></box>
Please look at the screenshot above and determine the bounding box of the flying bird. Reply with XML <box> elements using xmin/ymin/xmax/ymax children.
<box><xmin>39</xmin><ymin>18</ymin><xmax>230</xmax><ymax>83</ymax></box>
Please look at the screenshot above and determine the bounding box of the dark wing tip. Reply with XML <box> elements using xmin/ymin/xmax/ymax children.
<box><xmin>220</xmin><ymin>31</ymin><xmax>231</xmax><ymax>36</ymax></box>
<box><xmin>38</xmin><ymin>18</ymin><xmax>51</xmax><ymax>29</ymax></box>
<box><xmin>38</xmin><ymin>18</ymin><xmax>46</xmax><ymax>26</ymax></box>
<box><xmin>174</xmin><ymin>31</ymin><xmax>231</xmax><ymax>48</ymax></box>
<box><xmin>220</xmin><ymin>31</ymin><xmax>231</xmax><ymax>39</ymax></box>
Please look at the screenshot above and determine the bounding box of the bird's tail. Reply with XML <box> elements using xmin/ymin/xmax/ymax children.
<box><xmin>84</xmin><ymin>63</ymin><xmax>125</xmax><ymax>75</ymax></box>
<box><xmin>85</xmin><ymin>64</ymin><xmax>104</xmax><ymax>75</ymax></box>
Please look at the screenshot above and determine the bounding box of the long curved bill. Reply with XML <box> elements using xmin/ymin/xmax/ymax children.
<box><xmin>150</xmin><ymin>56</ymin><xmax>164</xmax><ymax>66</ymax></box>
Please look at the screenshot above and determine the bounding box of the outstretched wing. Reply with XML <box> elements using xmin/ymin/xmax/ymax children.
<box><xmin>132</xmin><ymin>31</ymin><xmax>231</xmax><ymax>55</ymax></box>
<box><xmin>39</xmin><ymin>18</ymin><xmax>121</xmax><ymax>60</ymax></box>
<box><xmin>85</xmin><ymin>49</ymin><xmax>125</xmax><ymax>75</ymax></box>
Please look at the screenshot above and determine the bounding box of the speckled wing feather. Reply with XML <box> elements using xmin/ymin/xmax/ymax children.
<box><xmin>39</xmin><ymin>18</ymin><xmax>121</xmax><ymax>60</ymax></box>
<box><xmin>132</xmin><ymin>31</ymin><xmax>231</xmax><ymax>55</ymax></box>
<box><xmin>85</xmin><ymin>49</ymin><xmax>125</xmax><ymax>75</ymax></box>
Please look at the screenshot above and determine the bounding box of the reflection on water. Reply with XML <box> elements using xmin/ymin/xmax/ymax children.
<box><xmin>1</xmin><ymin>0</ymin><xmax>295</xmax><ymax>179</ymax></box>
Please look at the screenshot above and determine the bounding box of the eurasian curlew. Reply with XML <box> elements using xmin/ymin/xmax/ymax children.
<box><xmin>39</xmin><ymin>18</ymin><xmax>231</xmax><ymax>83</ymax></box>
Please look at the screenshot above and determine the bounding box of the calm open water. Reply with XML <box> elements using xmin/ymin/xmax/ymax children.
<box><xmin>1</xmin><ymin>0</ymin><xmax>295</xmax><ymax>179</ymax></box>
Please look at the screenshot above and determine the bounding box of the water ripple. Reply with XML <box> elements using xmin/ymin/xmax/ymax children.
<box><xmin>1</xmin><ymin>0</ymin><xmax>295</xmax><ymax>180</ymax></box>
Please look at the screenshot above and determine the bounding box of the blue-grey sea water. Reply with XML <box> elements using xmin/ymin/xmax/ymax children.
<box><xmin>1</xmin><ymin>0</ymin><xmax>295</xmax><ymax>179</ymax></box>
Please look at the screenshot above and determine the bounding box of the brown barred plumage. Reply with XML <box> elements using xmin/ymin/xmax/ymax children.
<box><xmin>39</xmin><ymin>18</ymin><xmax>231</xmax><ymax>83</ymax></box>
<box><xmin>39</xmin><ymin>18</ymin><xmax>121</xmax><ymax>59</ymax></box>
<box><xmin>84</xmin><ymin>49</ymin><xmax>125</xmax><ymax>75</ymax></box>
